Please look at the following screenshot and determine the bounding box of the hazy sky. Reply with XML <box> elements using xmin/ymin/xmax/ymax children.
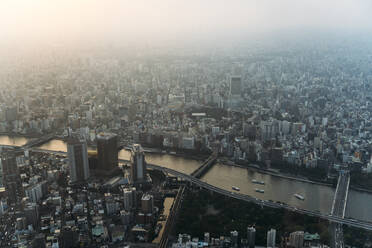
<box><xmin>1</xmin><ymin>0</ymin><xmax>371</xmax><ymax>46</ymax></box>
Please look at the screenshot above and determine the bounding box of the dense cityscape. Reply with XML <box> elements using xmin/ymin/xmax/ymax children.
<box><xmin>0</xmin><ymin>37</ymin><xmax>372</xmax><ymax>247</ymax></box>
<box><xmin>1</xmin><ymin>1</ymin><xmax>372</xmax><ymax>248</ymax></box>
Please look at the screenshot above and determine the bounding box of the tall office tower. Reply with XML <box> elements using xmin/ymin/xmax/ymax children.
<box><xmin>247</xmin><ymin>226</ymin><xmax>256</xmax><ymax>248</ymax></box>
<box><xmin>130</xmin><ymin>144</ymin><xmax>147</xmax><ymax>183</ymax></box>
<box><xmin>24</xmin><ymin>202</ymin><xmax>39</xmax><ymax>228</ymax></box>
<box><xmin>141</xmin><ymin>194</ymin><xmax>154</xmax><ymax>214</ymax></box>
<box><xmin>97</xmin><ymin>132</ymin><xmax>118</xmax><ymax>170</ymax></box>
<box><xmin>0</xmin><ymin>153</ymin><xmax>21</xmax><ymax>203</ymax></box>
<box><xmin>229</xmin><ymin>76</ymin><xmax>242</xmax><ymax>96</ymax></box>
<box><xmin>67</xmin><ymin>137</ymin><xmax>89</xmax><ymax>183</ymax></box>
<box><xmin>289</xmin><ymin>231</ymin><xmax>304</xmax><ymax>248</ymax></box>
<box><xmin>267</xmin><ymin>228</ymin><xmax>276</xmax><ymax>248</ymax></box>
<box><xmin>123</xmin><ymin>187</ymin><xmax>136</xmax><ymax>211</ymax></box>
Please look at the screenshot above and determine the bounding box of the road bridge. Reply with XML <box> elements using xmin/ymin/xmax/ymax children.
<box><xmin>330</xmin><ymin>170</ymin><xmax>350</xmax><ymax>248</ymax></box>
<box><xmin>190</xmin><ymin>152</ymin><xmax>217</xmax><ymax>178</ymax></box>
<box><xmin>22</xmin><ymin>134</ymin><xmax>56</xmax><ymax>149</ymax></box>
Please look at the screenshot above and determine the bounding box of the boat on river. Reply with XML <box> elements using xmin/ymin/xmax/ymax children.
<box><xmin>232</xmin><ymin>186</ymin><xmax>240</xmax><ymax>191</ymax></box>
<box><xmin>294</xmin><ymin>194</ymin><xmax>305</xmax><ymax>200</ymax></box>
<box><xmin>252</xmin><ymin>179</ymin><xmax>265</xmax><ymax>185</ymax></box>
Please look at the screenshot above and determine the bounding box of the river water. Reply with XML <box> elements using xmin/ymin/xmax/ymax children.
<box><xmin>1</xmin><ymin>137</ymin><xmax>372</xmax><ymax>222</ymax></box>
<box><xmin>0</xmin><ymin>135</ymin><xmax>29</xmax><ymax>147</ymax></box>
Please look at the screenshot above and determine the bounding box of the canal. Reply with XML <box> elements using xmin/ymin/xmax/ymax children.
<box><xmin>1</xmin><ymin>136</ymin><xmax>372</xmax><ymax>222</ymax></box>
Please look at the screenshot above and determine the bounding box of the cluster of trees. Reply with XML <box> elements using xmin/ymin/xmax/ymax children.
<box><xmin>175</xmin><ymin>189</ymin><xmax>330</xmax><ymax>246</ymax></box>
<box><xmin>344</xmin><ymin>226</ymin><xmax>372</xmax><ymax>247</ymax></box>
<box><xmin>350</xmin><ymin>171</ymin><xmax>372</xmax><ymax>191</ymax></box>
<box><xmin>270</xmin><ymin>160</ymin><xmax>330</xmax><ymax>183</ymax></box>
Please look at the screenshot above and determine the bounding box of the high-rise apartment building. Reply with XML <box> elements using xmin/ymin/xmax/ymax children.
<box><xmin>130</xmin><ymin>144</ymin><xmax>147</xmax><ymax>183</ymax></box>
<box><xmin>67</xmin><ymin>137</ymin><xmax>89</xmax><ymax>183</ymax></box>
<box><xmin>97</xmin><ymin>132</ymin><xmax>118</xmax><ymax>170</ymax></box>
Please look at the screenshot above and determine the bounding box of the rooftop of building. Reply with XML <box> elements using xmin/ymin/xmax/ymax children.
<box><xmin>96</xmin><ymin>132</ymin><xmax>117</xmax><ymax>140</ymax></box>
<box><xmin>141</xmin><ymin>194</ymin><xmax>152</xmax><ymax>201</ymax></box>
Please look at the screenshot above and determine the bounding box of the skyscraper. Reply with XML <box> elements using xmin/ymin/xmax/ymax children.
<box><xmin>141</xmin><ymin>193</ymin><xmax>154</xmax><ymax>214</ymax></box>
<box><xmin>123</xmin><ymin>187</ymin><xmax>136</xmax><ymax>211</ymax></box>
<box><xmin>247</xmin><ymin>226</ymin><xmax>256</xmax><ymax>248</ymax></box>
<box><xmin>130</xmin><ymin>144</ymin><xmax>147</xmax><ymax>183</ymax></box>
<box><xmin>0</xmin><ymin>152</ymin><xmax>21</xmax><ymax>204</ymax></box>
<box><xmin>229</xmin><ymin>76</ymin><xmax>242</xmax><ymax>96</ymax></box>
<box><xmin>267</xmin><ymin>228</ymin><xmax>276</xmax><ymax>248</ymax></box>
<box><xmin>67</xmin><ymin>137</ymin><xmax>89</xmax><ymax>183</ymax></box>
<box><xmin>96</xmin><ymin>132</ymin><xmax>118</xmax><ymax>170</ymax></box>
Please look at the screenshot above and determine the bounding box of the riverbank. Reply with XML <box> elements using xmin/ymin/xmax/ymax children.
<box><xmin>122</xmin><ymin>147</ymin><xmax>209</xmax><ymax>162</ymax></box>
<box><xmin>349</xmin><ymin>185</ymin><xmax>372</xmax><ymax>194</ymax></box>
<box><xmin>0</xmin><ymin>132</ymin><xmax>42</xmax><ymax>138</ymax></box>
<box><xmin>219</xmin><ymin>158</ymin><xmax>372</xmax><ymax>195</ymax></box>
<box><xmin>218</xmin><ymin>158</ymin><xmax>334</xmax><ymax>188</ymax></box>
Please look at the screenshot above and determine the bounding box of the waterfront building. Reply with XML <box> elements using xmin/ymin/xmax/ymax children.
<box><xmin>130</xmin><ymin>144</ymin><xmax>147</xmax><ymax>184</ymax></box>
<box><xmin>67</xmin><ymin>137</ymin><xmax>89</xmax><ymax>183</ymax></box>
<box><xmin>97</xmin><ymin>132</ymin><xmax>118</xmax><ymax>170</ymax></box>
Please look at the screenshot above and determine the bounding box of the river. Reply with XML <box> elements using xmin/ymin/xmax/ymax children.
<box><xmin>1</xmin><ymin>137</ymin><xmax>372</xmax><ymax>222</ymax></box>
<box><xmin>0</xmin><ymin>135</ymin><xmax>29</xmax><ymax>147</ymax></box>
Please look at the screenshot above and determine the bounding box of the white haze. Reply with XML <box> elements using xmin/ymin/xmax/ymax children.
<box><xmin>0</xmin><ymin>0</ymin><xmax>371</xmax><ymax>47</ymax></box>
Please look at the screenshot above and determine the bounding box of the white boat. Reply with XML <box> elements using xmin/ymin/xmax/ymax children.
<box><xmin>294</xmin><ymin>194</ymin><xmax>305</xmax><ymax>200</ymax></box>
<box><xmin>255</xmin><ymin>188</ymin><xmax>265</xmax><ymax>193</ymax></box>
<box><xmin>232</xmin><ymin>186</ymin><xmax>240</xmax><ymax>191</ymax></box>
<box><xmin>252</xmin><ymin>179</ymin><xmax>265</xmax><ymax>185</ymax></box>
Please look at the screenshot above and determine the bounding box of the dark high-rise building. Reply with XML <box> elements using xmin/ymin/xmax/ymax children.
<box><xmin>247</xmin><ymin>226</ymin><xmax>256</xmax><ymax>248</ymax></box>
<box><xmin>0</xmin><ymin>153</ymin><xmax>22</xmax><ymax>203</ymax></box>
<box><xmin>67</xmin><ymin>137</ymin><xmax>89</xmax><ymax>183</ymax></box>
<box><xmin>229</xmin><ymin>76</ymin><xmax>242</xmax><ymax>96</ymax></box>
<box><xmin>32</xmin><ymin>233</ymin><xmax>46</xmax><ymax>248</ymax></box>
<box><xmin>24</xmin><ymin>202</ymin><xmax>39</xmax><ymax>228</ymax></box>
<box><xmin>5</xmin><ymin>106</ymin><xmax>17</xmax><ymax>122</ymax></box>
<box><xmin>60</xmin><ymin>226</ymin><xmax>79</xmax><ymax>248</ymax></box>
<box><xmin>96</xmin><ymin>132</ymin><xmax>118</xmax><ymax>170</ymax></box>
<box><xmin>141</xmin><ymin>193</ymin><xmax>153</xmax><ymax>214</ymax></box>
<box><xmin>130</xmin><ymin>144</ymin><xmax>147</xmax><ymax>183</ymax></box>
